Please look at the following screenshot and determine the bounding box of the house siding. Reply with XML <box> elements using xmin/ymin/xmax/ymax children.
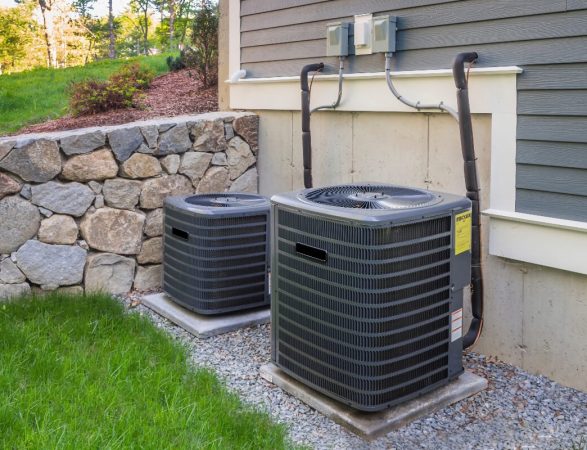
<box><xmin>239</xmin><ymin>0</ymin><xmax>587</xmax><ymax>222</ymax></box>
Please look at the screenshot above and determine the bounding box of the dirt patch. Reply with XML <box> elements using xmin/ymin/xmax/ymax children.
<box><xmin>18</xmin><ymin>70</ymin><xmax>218</xmax><ymax>134</ymax></box>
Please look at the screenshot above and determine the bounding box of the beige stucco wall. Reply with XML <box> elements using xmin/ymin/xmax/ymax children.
<box><xmin>254</xmin><ymin>109</ymin><xmax>587</xmax><ymax>392</ymax></box>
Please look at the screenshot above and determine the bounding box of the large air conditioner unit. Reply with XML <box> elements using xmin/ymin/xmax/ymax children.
<box><xmin>163</xmin><ymin>194</ymin><xmax>270</xmax><ymax>315</ymax></box>
<box><xmin>271</xmin><ymin>183</ymin><xmax>472</xmax><ymax>411</ymax></box>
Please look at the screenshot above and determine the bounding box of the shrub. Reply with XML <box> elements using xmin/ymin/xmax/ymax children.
<box><xmin>69</xmin><ymin>79</ymin><xmax>112</xmax><ymax>115</ymax></box>
<box><xmin>190</xmin><ymin>0</ymin><xmax>218</xmax><ymax>87</ymax></box>
<box><xmin>166</xmin><ymin>47</ymin><xmax>200</xmax><ymax>72</ymax></box>
<box><xmin>109</xmin><ymin>62</ymin><xmax>154</xmax><ymax>91</ymax></box>
<box><xmin>166</xmin><ymin>55</ymin><xmax>185</xmax><ymax>71</ymax></box>
<box><xmin>69</xmin><ymin>63</ymin><xmax>155</xmax><ymax>116</ymax></box>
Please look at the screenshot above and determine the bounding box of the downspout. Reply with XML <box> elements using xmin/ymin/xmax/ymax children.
<box><xmin>453</xmin><ymin>52</ymin><xmax>484</xmax><ymax>349</ymax></box>
<box><xmin>300</xmin><ymin>62</ymin><xmax>324</xmax><ymax>189</ymax></box>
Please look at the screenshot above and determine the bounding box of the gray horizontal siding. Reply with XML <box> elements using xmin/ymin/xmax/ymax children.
<box><xmin>517</xmin><ymin>165</ymin><xmax>587</xmax><ymax>197</ymax></box>
<box><xmin>516</xmin><ymin>190</ymin><xmax>587</xmax><ymax>222</ymax></box>
<box><xmin>517</xmin><ymin>141</ymin><xmax>587</xmax><ymax>170</ymax></box>
<box><xmin>241</xmin><ymin>0</ymin><xmax>327</xmax><ymax>15</ymax></box>
<box><xmin>518</xmin><ymin>116</ymin><xmax>587</xmax><ymax>144</ymax></box>
<box><xmin>240</xmin><ymin>0</ymin><xmax>565</xmax><ymax>32</ymax></box>
<box><xmin>242</xmin><ymin>37</ymin><xmax>587</xmax><ymax>74</ymax></box>
<box><xmin>568</xmin><ymin>0</ymin><xmax>587</xmax><ymax>11</ymax></box>
<box><xmin>518</xmin><ymin>91</ymin><xmax>587</xmax><ymax>116</ymax></box>
<box><xmin>240</xmin><ymin>0</ymin><xmax>587</xmax><ymax>222</ymax></box>
<box><xmin>241</xmin><ymin>10</ymin><xmax>587</xmax><ymax>51</ymax></box>
<box><xmin>517</xmin><ymin>64</ymin><xmax>587</xmax><ymax>89</ymax></box>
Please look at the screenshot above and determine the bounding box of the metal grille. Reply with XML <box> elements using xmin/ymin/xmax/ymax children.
<box><xmin>274</xmin><ymin>209</ymin><xmax>453</xmax><ymax>410</ymax></box>
<box><xmin>163</xmin><ymin>204</ymin><xmax>270</xmax><ymax>315</ymax></box>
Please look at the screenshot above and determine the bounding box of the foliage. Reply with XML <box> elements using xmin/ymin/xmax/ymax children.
<box><xmin>0</xmin><ymin>54</ymin><xmax>168</xmax><ymax>134</ymax></box>
<box><xmin>130</xmin><ymin>0</ymin><xmax>154</xmax><ymax>55</ymax></box>
<box><xmin>12</xmin><ymin>0</ymin><xmax>98</xmax><ymax>70</ymax></box>
<box><xmin>166</xmin><ymin>46</ymin><xmax>198</xmax><ymax>71</ymax></box>
<box><xmin>190</xmin><ymin>0</ymin><xmax>218</xmax><ymax>87</ymax></box>
<box><xmin>1</xmin><ymin>1</ymin><xmax>219</xmax><ymax>73</ymax></box>
<box><xmin>166</xmin><ymin>54</ymin><xmax>186</xmax><ymax>71</ymax></box>
<box><xmin>0</xmin><ymin>4</ymin><xmax>35</xmax><ymax>74</ymax></box>
<box><xmin>72</xmin><ymin>0</ymin><xmax>96</xmax><ymax>18</ymax></box>
<box><xmin>69</xmin><ymin>62</ymin><xmax>155</xmax><ymax>115</ymax></box>
<box><xmin>0</xmin><ymin>292</ymin><xmax>294</xmax><ymax>448</ymax></box>
<box><xmin>154</xmin><ymin>0</ymin><xmax>196</xmax><ymax>50</ymax></box>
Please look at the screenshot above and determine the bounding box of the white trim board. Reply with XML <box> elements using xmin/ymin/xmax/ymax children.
<box><xmin>228</xmin><ymin>66</ymin><xmax>523</xmax><ymax>84</ymax></box>
<box><xmin>229</xmin><ymin>68</ymin><xmax>519</xmax><ymax>115</ymax></box>
<box><xmin>228</xmin><ymin>0</ymin><xmax>240</xmax><ymax>77</ymax></box>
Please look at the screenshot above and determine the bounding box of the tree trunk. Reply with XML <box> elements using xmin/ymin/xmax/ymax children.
<box><xmin>108</xmin><ymin>0</ymin><xmax>116</xmax><ymax>58</ymax></box>
<box><xmin>168</xmin><ymin>0</ymin><xmax>176</xmax><ymax>51</ymax></box>
<box><xmin>143</xmin><ymin>7</ymin><xmax>149</xmax><ymax>55</ymax></box>
<box><xmin>85</xmin><ymin>39</ymin><xmax>94</xmax><ymax>65</ymax></box>
<box><xmin>39</xmin><ymin>3</ymin><xmax>57</xmax><ymax>68</ymax></box>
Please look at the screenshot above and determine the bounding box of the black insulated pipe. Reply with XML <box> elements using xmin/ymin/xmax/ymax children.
<box><xmin>301</xmin><ymin>62</ymin><xmax>324</xmax><ymax>189</ymax></box>
<box><xmin>452</xmin><ymin>52</ymin><xmax>484</xmax><ymax>349</ymax></box>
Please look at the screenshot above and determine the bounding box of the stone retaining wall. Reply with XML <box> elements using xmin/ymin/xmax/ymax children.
<box><xmin>0</xmin><ymin>112</ymin><xmax>259</xmax><ymax>299</ymax></box>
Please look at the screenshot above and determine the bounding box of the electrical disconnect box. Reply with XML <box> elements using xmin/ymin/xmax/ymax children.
<box><xmin>372</xmin><ymin>15</ymin><xmax>397</xmax><ymax>53</ymax></box>
<box><xmin>353</xmin><ymin>14</ymin><xmax>373</xmax><ymax>55</ymax></box>
<box><xmin>326</xmin><ymin>22</ymin><xmax>350</xmax><ymax>56</ymax></box>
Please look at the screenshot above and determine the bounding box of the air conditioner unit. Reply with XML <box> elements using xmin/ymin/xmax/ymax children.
<box><xmin>270</xmin><ymin>183</ymin><xmax>472</xmax><ymax>411</ymax></box>
<box><xmin>163</xmin><ymin>194</ymin><xmax>270</xmax><ymax>315</ymax></box>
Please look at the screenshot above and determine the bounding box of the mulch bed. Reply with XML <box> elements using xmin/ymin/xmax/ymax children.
<box><xmin>19</xmin><ymin>69</ymin><xmax>218</xmax><ymax>134</ymax></box>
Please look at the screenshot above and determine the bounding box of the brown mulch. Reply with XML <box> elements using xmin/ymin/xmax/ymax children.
<box><xmin>19</xmin><ymin>69</ymin><xmax>218</xmax><ymax>134</ymax></box>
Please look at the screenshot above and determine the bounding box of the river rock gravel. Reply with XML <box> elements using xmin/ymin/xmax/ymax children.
<box><xmin>121</xmin><ymin>294</ymin><xmax>587</xmax><ymax>450</ymax></box>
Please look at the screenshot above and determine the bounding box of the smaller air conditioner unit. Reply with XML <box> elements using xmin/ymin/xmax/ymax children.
<box><xmin>271</xmin><ymin>183</ymin><xmax>472</xmax><ymax>411</ymax></box>
<box><xmin>163</xmin><ymin>194</ymin><xmax>270</xmax><ymax>315</ymax></box>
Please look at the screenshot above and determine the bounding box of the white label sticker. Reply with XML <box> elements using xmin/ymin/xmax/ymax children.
<box><xmin>451</xmin><ymin>308</ymin><xmax>463</xmax><ymax>342</ymax></box>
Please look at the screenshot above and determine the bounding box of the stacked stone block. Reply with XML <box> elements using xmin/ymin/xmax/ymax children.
<box><xmin>0</xmin><ymin>112</ymin><xmax>259</xmax><ymax>299</ymax></box>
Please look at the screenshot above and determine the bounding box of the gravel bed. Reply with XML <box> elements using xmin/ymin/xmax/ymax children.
<box><xmin>121</xmin><ymin>295</ymin><xmax>587</xmax><ymax>450</ymax></box>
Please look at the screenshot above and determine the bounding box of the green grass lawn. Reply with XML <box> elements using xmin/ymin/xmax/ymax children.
<box><xmin>0</xmin><ymin>293</ymin><xmax>293</xmax><ymax>449</ymax></box>
<box><xmin>0</xmin><ymin>55</ymin><xmax>169</xmax><ymax>135</ymax></box>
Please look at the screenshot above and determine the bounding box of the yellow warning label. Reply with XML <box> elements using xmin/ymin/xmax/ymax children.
<box><xmin>454</xmin><ymin>210</ymin><xmax>472</xmax><ymax>255</ymax></box>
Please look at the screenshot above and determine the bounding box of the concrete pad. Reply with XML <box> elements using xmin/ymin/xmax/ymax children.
<box><xmin>141</xmin><ymin>292</ymin><xmax>270</xmax><ymax>338</ymax></box>
<box><xmin>260</xmin><ymin>363</ymin><xmax>487</xmax><ymax>440</ymax></box>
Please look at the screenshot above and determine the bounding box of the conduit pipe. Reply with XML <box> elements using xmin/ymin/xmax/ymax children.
<box><xmin>385</xmin><ymin>54</ymin><xmax>459</xmax><ymax>121</ymax></box>
<box><xmin>311</xmin><ymin>57</ymin><xmax>345</xmax><ymax>113</ymax></box>
<box><xmin>300</xmin><ymin>62</ymin><xmax>324</xmax><ymax>188</ymax></box>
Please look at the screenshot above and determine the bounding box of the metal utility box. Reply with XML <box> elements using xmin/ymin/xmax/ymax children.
<box><xmin>372</xmin><ymin>15</ymin><xmax>397</xmax><ymax>53</ymax></box>
<box><xmin>326</xmin><ymin>22</ymin><xmax>350</xmax><ymax>57</ymax></box>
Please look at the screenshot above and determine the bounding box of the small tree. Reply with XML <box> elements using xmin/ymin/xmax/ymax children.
<box><xmin>190</xmin><ymin>0</ymin><xmax>218</xmax><ymax>87</ymax></box>
<box><xmin>130</xmin><ymin>0</ymin><xmax>153</xmax><ymax>55</ymax></box>
<box><xmin>0</xmin><ymin>5</ymin><xmax>32</xmax><ymax>73</ymax></box>
<box><xmin>108</xmin><ymin>0</ymin><xmax>116</xmax><ymax>58</ymax></box>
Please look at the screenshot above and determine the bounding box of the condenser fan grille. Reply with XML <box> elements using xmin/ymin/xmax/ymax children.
<box><xmin>303</xmin><ymin>185</ymin><xmax>442</xmax><ymax>209</ymax></box>
<box><xmin>185</xmin><ymin>194</ymin><xmax>268</xmax><ymax>208</ymax></box>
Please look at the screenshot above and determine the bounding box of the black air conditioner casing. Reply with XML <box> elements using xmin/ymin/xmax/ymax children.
<box><xmin>163</xmin><ymin>194</ymin><xmax>270</xmax><ymax>315</ymax></box>
<box><xmin>270</xmin><ymin>183</ymin><xmax>471</xmax><ymax>411</ymax></box>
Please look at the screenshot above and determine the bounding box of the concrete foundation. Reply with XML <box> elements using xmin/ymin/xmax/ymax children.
<box><xmin>141</xmin><ymin>292</ymin><xmax>270</xmax><ymax>338</ymax></box>
<box><xmin>260</xmin><ymin>363</ymin><xmax>487</xmax><ymax>440</ymax></box>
